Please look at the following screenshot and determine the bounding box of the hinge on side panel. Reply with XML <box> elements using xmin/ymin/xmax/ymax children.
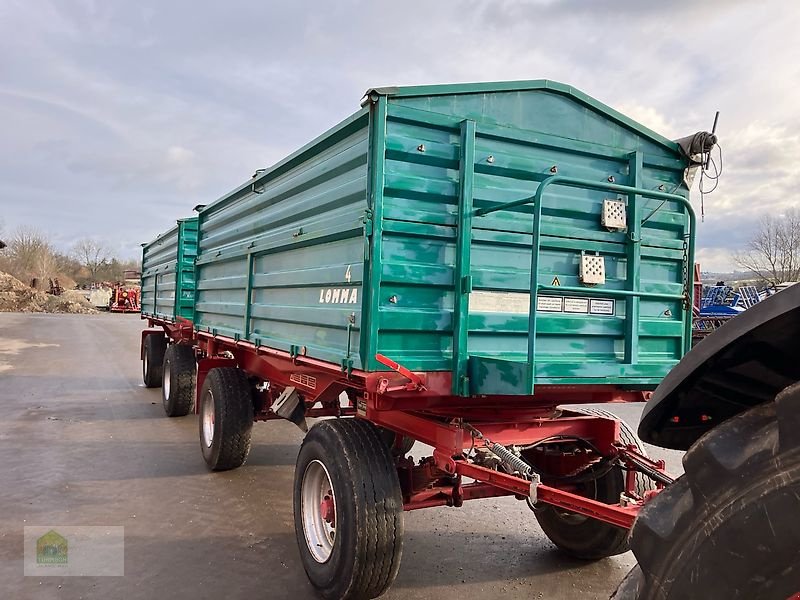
<box><xmin>362</xmin><ymin>210</ymin><xmax>374</xmax><ymax>236</ymax></box>
<box><xmin>461</xmin><ymin>275</ymin><xmax>473</xmax><ymax>294</ymax></box>
<box><xmin>362</xmin><ymin>210</ymin><xmax>374</xmax><ymax>261</ymax></box>
<box><xmin>459</xmin><ymin>375</ymin><xmax>470</xmax><ymax>397</ymax></box>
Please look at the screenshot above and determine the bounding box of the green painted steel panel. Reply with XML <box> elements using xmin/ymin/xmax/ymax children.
<box><xmin>194</xmin><ymin>109</ymin><xmax>370</xmax><ymax>366</ymax></box>
<box><xmin>141</xmin><ymin>217</ymin><xmax>198</xmax><ymax>321</ymax></box>
<box><xmin>190</xmin><ymin>80</ymin><xmax>694</xmax><ymax>394</ymax></box>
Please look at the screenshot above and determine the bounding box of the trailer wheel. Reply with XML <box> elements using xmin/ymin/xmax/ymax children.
<box><xmin>142</xmin><ymin>333</ymin><xmax>167</xmax><ymax>388</ymax></box>
<box><xmin>161</xmin><ymin>344</ymin><xmax>196</xmax><ymax>417</ymax></box>
<box><xmin>612</xmin><ymin>383</ymin><xmax>800</xmax><ymax>600</ymax></box>
<box><xmin>378</xmin><ymin>427</ymin><xmax>415</xmax><ymax>457</ymax></box>
<box><xmin>533</xmin><ymin>409</ymin><xmax>656</xmax><ymax>560</ymax></box>
<box><xmin>293</xmin><ymin>419</ymin><xmax>404</xmax><ymax>600</ymax></box>
<box><xmin>198</xmin><ymin>368</ymin><xmax>254</xmax><ymax>471</ymax></box>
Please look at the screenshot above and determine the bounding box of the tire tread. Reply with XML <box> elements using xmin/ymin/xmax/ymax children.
<box><xmin>295</xmin><ymin>418</ymin><xmax>403</xmax><ymax>600</ymax></box>
<box><xmin>200</xmin><ymin>368</ymin><xmax>253</xmax><ymax>471</ymax></box>
<box><xmin>162</xmin><ymin>344</ymin><xmax>195</xmax><ymax>417</ymax></box>
<box><xmin>622</xmin><ymin>391</ymin><xmax>800</xmax><ymax>600</ymax></box>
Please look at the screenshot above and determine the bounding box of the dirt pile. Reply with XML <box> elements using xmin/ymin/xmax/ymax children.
<box><xmin>0</xmin><ymin>272</ymin><xmax>97</xmax><ymax>314</ymax></box>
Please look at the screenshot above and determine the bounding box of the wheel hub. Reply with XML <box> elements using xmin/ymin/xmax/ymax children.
<box><xmin>163</xmin><ymin>361</ymin><xmax>171</xmax><ymax>397</ymax></box>
<box><xmin>202</xmin><ymin>391</ymin><xmax>215</xmax><ymax>448</ymax></box>
<box><xmin>301</xmin><ymin>460</ymin><xmax>337</xmax><ymax>563</ymax></box>
<box><xmin>320</xmin><ymin>494</ymin><xmax>335</xmax><ymax>526</ymax></box>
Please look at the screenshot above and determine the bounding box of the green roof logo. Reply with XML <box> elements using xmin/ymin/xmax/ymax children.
<box><xmin>36</xmin><ymin>530</ymin><xmax>68</xmax><ymax>565</ymax></box>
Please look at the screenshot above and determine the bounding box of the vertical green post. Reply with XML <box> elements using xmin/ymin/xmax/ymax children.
<box><xmin>153</xmin><ymin>275</ymin><xmax>159</xmax><ymax>318</ymax></box>
<box><xmin>243</xmin><ymin>253</ymin><xmax>254</xmax><ymax>340</ymax></box>
<box><xmin>363</xmin><ymin>96</ymin><xmax>388</xmax><ymax>369</ymax></box>
<box><xmin>525</xmin><ymin>183</ymin><xmax>546</xmax><ymax>395</ymax></box>
<box><xmin>452</xmin><ymin>120</ymin><xmax>476</xmax><ymax>396</ymax></box>
<box><xmin>624</xmin><ymin>151</ymin><xmax>643</xmax><ymax>364</ymax></box>
<box><xmin>683</xmin><ymin>221</ymin><xmax>695</xmax><ymax>355</ymax></box>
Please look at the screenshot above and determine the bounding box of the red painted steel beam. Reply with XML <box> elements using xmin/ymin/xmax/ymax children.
<box><xmin>454</xmin><ymin>462</ymin><xmax>638</xmax><ymax>529</ymax></box>
<box><xmin>403</xmin><ymin>483</ymin><xmax>514</xmax><ymax>511</ymax></box>
<box><xmin>364</xmin><ymin>409</ymin><xmax>619</xmax><ymax>454</ymax></box>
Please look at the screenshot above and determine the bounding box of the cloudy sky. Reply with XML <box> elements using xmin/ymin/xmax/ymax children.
<box><xmin>1</xmin><ymin>0</ymin><xmax>798</xmax><ymax>270</ymax></box>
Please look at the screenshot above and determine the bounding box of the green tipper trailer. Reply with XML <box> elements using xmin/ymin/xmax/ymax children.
<box><xmin>194</xmin><ymin>80</ymin><xmax>694</xmax><ymax>396</ymax></box>
<box><xmin>140</xmin><ymin>217</ymin><xmax>199</xmax><ymax>321</ymax></box>
<box><xmin>139</xmin><ymin>80</ymin><xmax>717</xmax><ymax>600</ymax></box>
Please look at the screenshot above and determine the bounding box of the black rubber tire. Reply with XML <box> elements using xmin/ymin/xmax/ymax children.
<box><xmin>534</xmin><ymin>408</ymin><xmax>657</xmax><ymax>560</ymax></box>
<box><xmin>198</xmin><ymin>368</ymin><xmax>254</xmax><ymax>471</ymax></box>
<box><xmin>574</xmin><ymin>407</ymin><xmax>656</xmax><ymax>497</ymax></box>
<box><xmin>293</xmin><ymin>419</ymin><xmax>404</xmax><ymax>600</ymax></box>
<box><xmin>378</xmin><ymin>427</ymin><xmax>415</xmax><ymax>457</ymax></box>
<box><xmin>161</xmin><ymin>344</ymin><xmax>196</xmax><ymax>417</ymax></box>
<box><xmin>613</xmin><ymin>382</ymin><xmax>800</xmax><ymax>600</ymax></box>
<box><xmin>142</xmin><ymin>333</ymin><xmax>167</xmax><ymax>388</ymax></box>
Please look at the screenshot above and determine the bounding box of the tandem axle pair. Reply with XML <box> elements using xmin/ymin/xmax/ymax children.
<box><xmin>141</xmin><ymin>316</ymin><xmax>671</xmax><ymax>598</ymax></box>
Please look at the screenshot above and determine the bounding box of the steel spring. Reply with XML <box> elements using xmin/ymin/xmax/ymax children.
<box><xmin>487</xmin><ymin>441</ymin><xmax>532</xmax><ymax>477</ymax></box>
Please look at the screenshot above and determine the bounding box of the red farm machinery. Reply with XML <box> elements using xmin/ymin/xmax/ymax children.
<box><xmin>109</xmin><ymin>284</ymin><xmax>140</xmax><ymax>313</ymax></box>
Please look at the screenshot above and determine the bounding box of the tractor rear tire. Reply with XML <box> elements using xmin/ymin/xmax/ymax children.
<box><xmin>161</xmin><ymin>344</ymin><xmax>196</xmax><ymax>417</ymax></box>
<box><xmin>294</xmin><ymin>418</ymin><xmax>404</xmax><ymax>600</ymax></box>
<box><xmin>198</xmin><ymin>368</ymin><xmax>254</xmax><ymax>471</ymax></box>
<box><xmin>612</xmin><ymin>382</ymin><xmax>800</xmax><ymax>600</ymax></box>
<box><xmin>533</xmin><ymin>409</ymin><xmax>657</xmax><ymax>560</ymax></box>
<box><xmin>142</xmin><ymin>333</ymin><xmax>167</xmax><ymax>388</ymax></box>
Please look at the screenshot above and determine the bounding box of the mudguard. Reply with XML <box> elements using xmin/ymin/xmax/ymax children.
<box><xmin>639</xmin><ymin>283</ymin><xmax>800</xmax><ymax>450</ymax></box>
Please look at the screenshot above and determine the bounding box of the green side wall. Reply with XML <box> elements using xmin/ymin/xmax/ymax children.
<box><xmin>189</xmin><ymin>81</ymin><xmax>694</xmax><ymax>393</ymax></box>
<box><xmin>141</xmin><ymin>217</ymin><xmax>198</xmax><ymax>321</ymax></box>
<box><xmin>367</xmin><ymin>88</ymin><xmax>692</xmax><ymax>390</ymax></box>
<box><xmin>194</xmin><ymin>110</ymin><xmax>370</xmax><ymax>368</ymax></box>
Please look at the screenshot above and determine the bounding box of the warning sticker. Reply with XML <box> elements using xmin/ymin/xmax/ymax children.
<box><xmin>537</xmin><ymin>296</ymin><xmax>616</xmax><ymax>316</ymax></box>
<box><xmin>589</xmin><ymin>298</ymin><xmax>616</xmax><ymax>315</ymax></box>
<box><xmin>564</xmin><ymin>297</ymin><xmax>589</xmax><ymax>313</ymax></box>
<box><xmin>469</xmin><ymin>292</ymin><xmax>615</xmax><ymax>317</ymax></box>
<box><xmin>536</xmin><ymin>296</ymin><xmax>563</xmax><ymax>312</ymax></box>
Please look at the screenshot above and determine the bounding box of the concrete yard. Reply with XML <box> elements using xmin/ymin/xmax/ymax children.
<box><xmin>0</xmin><ymin>312</ymin><xmax>684</xmax><ymax>600</ymax></box>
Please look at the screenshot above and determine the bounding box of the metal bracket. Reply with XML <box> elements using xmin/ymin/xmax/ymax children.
<box><xmin>271</xmin><ymin>386</ymin><xmax>308</xmax><ymax>432</ymax></box>
<box><xmin>374</xmin><ymin>353</ymin><xmax>426</xmax><ymax>392</ymax></box>
<box><xmin>601</xmin><ymin>198</ymin><xmax>627</xmax><ymax>230</ymax></box>
<box><xmin>580</xmin><ymin>252</ymin><xmax>606</xmax><ymax>285</ymax></box>
<box><xmin>529</xmin><ymin>472</ymin><xmax>541</xmax><ymax>504</ymax></box>
<box><xmin>579</xmin><ymin>252</ymin><xmax>606</xmax><ymax>285</ymax></box>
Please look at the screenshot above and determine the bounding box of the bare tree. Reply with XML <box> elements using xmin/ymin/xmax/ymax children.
<box><xmin>72</xmin><ymin>238</ymin><xmax>110</xmax><ymax>281</ymax></box>
<box><xmin>2</xmin><ymin>226</ymin><xmax>58</xmax><ymax>280</ymax></box>
<box><xmin>734</xmin><ymin>208</ymin><xmax>800</xmax><ymax>286</ymax></box>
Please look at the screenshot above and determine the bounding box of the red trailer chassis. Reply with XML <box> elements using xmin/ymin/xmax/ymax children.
<box><xmin>143</xmin><ymin>316</ymin><xmax>672</xmax><ymax>529</ymax></box>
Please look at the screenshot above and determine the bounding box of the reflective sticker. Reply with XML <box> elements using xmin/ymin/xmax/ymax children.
<box><xmin>470</xmin><ymin>291</ymin><xmax>530</xmax><ymax>314</ymax></box>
